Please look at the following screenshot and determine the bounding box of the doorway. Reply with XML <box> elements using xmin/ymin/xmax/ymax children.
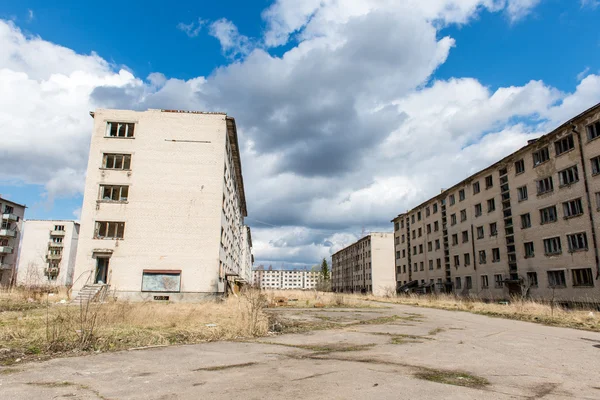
<box><xmin>95</xmin><ymin>257</ymin><xmax>109</xmax><ymax>284</ymax></box>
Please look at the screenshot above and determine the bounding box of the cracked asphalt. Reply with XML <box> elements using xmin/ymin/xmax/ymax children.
<box><xmin>1</xmin><ymin>302</ymin><xmax>599</xmax><ymax>399</ymax></box>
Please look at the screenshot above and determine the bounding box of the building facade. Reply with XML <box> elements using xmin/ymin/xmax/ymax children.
<box><xmin>331</xmin><ymin>232</ymin><xmax>395</xmax><ymax>296</ymax></box>
<box><xmin>394</xmin><ymin>103</ymin><xmax>600</xmax><ymax>302</ymax></box>
<box><xmin>240</xmin><ymin>226</ymin><xmax>254</xmax><ymax>285</ymax></box>
<box><xmin>72</xmin><ymin>109</ymin><xmax>251</xmax><ymax>301</ymax></box>
<box><xmin>0</xmin><ymin>197</ymin><xmax>26</xmax><ymax>287</ymax></box>
<box><xmin>252</xmin><ymin>267</ymin><xmax>320</xmax><ymax>290</ymax></box>
<box><xmin>16</xmin><ymin>220</ymin><xmax>80</xmax><ymax>287</ymax></box>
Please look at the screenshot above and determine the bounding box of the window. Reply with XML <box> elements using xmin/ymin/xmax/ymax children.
<box><xmin>517</xmin><ymin>185</ymin><xmax>528</xmax><ymax>201</ymax></box>
<box><xmin>489</xmin><ymin>222</ymin><xmax>497</xmax><ymax>236</ymax></box>
<box><xmin>527</xmin><ymin>272</ymin><xmax>538</xmax><ymax>287</ymax></box>
<box><xmin>106</xmin><ymin>122</ymin><xmax>135</xmax><ymax>138</ymax></box>
<box><xmin>533</xmin><ymin>147</ymin><xmax>550</xmax><ymax>166</ymax></box>
<box><xmin>418</xmin><ymin>211</ymin><xmax>422</xmax><ymax>221</ymax></box>
<box><xmin>464</xmin><ymin>253</ymin><xmax>470</xmax><ymax>266</ymax></box>
<box><xmin>543</xmin><ymin>237</ymin><xmax>562</xmax><ymax>255</ymax></box>
<box><xmin>454</xmin><ymin>255</ymin><xmax>460</xmax><ymax>267</ymax></box>
<box><xmin>479</xmin><ymin>250</ymin><xmax>486</xmax><ymax>264</ymax></box>
<box><xmin>481</xmin><ymin>275</ymin><xmax>489</xmax><ymax>288</ymax></box>
<box><xmin>476</xmin><ymin>226</ymin><xmax>484</xmax><ymax>239</ymax></box>
<box><xmin>419</xmin><ymin>244</ymin><xmax>423</xmax><ymax>254</ymax></box>
<box><xmin>402</xmin><ymin>249</ymin><xmax>406</xmax><ymax>258</ymax></box>
<box><xmin>401</xmin><ymin>220</ymin><xmax>404</xmax><ymax>229</ymax></box>
<box><xmin>401</xmin><ymin>234</ymin><xmax>405</xmax><ymax>243</ymax></box>
<box><xmin>4</xmin><ymin>205</ymin><xmax>14</xmax><ymax>214</ymax></box>
<box><xmin>547</xmin><ymin>270</ymin><xmax>566</xmax><ymax>288</ymax></box>
<box><xmin>52</xmin><ymin>237</ymin><xmax>63</xmax><ymax>244</ymax></box>
<box><xmin>141</xmin><ymin>270</ymin><xmax>181</xmax><ymax>292</ymax></box>
<box><xmin>94</xmin><ymin>221</ymin><xmax>125</xmax><ymax>239</ymax></box>
<box><xmin>102</xmin><ymin>153</ymin><xmax>132</xmax><ymax>170</ymax></box>
<box><xmin>521</xmin><ymin>213</ymin><xmax>531</xmax><ymax>229</ymax></box>
<box><xmin>451</xmin><ymin>214</ymin><xmax>457</xmax><ymax>225</ymax></box>
<box><xmin>554</xmin><ymin>134</ymin><xmax>574</xmax><ymax>156</ymax></box>
<box><xmin>429</xmin><ymin>260</ymin><xmax>434</xmax><ymax>270</ymax></box>
<box><xmin>435</xmin><ymin>239</ymin><xmax>440</xmax><ymax>250</ymax></box>
<box><xmin>99</xmin><ymin>185</ymin><xmax>129</xmax><ymax>202</ymax></box>
<box><xmin>558</xmin><ymin>166</ymin><xmax>579</xmax><ymax>187</ymax></box>
<box><xmin>591</xmin><ymin>156</ymin><xmax>600</xmax><ymax>175</ymax></box>
<box><xmin>572</xmin><ymin>268</ymin><xmax>594</xmax><ymax>287</ymax></box>
<box><xmin>536</xmin><ymin>177</ymin><xmax>554</xmax><ymax>195</ymax></box>
<box><xmin>473</xmin><ymin>181</ymin><xmax>480</xmax><ymax>194</ymax></box>
<box><xmin>394</xmin><ymin>222</ymin><xmax>399</xmax><ymax>231</ymax></box>
<box><xmin>413</xmin><ymin>246</ymin><xmax>417</xmax><ymax>255</ymax></box>
<box><xmin>427</xmin><ymin>242</ymin><xmax>433</xmax><ymax>252</ymax></box>
<box><xmin>473</xmin><ymin>203</ymin><xmax>482</xmax><ymax>217</ymax></box>
<box><xmin>462</xmin><ymin>231</ymin><xmax>469</xmax><ymax>243</ymax></box>
<box><xmin>597</xmin><ymin>192</ymin><xmax>600</xmax><ymax>210</ymax></box>
<box><xmin>455</xmin><ymin>277</ymin><xmax>462</xmax><ymax>289</ymax></box>
<box><xmin>420</xmin><ymin>262</ymin><xmax>424</xmax><ymax>271</ymax></box>
<box><xmin>465</xmin><ymin>276</ymin><xmax>472</xmax><ymax>289</ymax></box>
<box><xmin>412</xmin><ymin>230</ymin><xmax>416</xmax><ymax>239</ymax></box>
<box><xmin>494</xmin><ymin>274</ymin><xmax>504</xmax><ymax>288</ymax></box>
<box><xmin>433</xmin><ymin>203</ymin><xmax>438</xmax><ymax>213</ymax></box>
<box><xmin>487</xmin><ymin>198</ymin><xmax>495</xmax><ymax>212</ymax></box>
<box><xmin>396</xmin><ymin>251</ymin><xmax>400</xmax><ymax>259</ymax></box>
<box><xmin>53</xmin><ymin>225</ymin><xmax>65</xmax><ymax>231</ymax></box>
<box><xmin>540</xmin><ymin>205</ymin><xmax>557</xmax><ymax>224</ymax></box>
<box><xmin>418</xmin><ymin>227</ymin><xmax>422</xmax><ymax>237</ymax></box>
<box><xmin>411</xmin><ymin>215</ymin><xmax>415</xmax><ymax>224</ymax></box>
<box><xmin>563</xmin><ymin>198</ymin><xmax>583</xmax><ymax>218</ymax></box>
<box><xmin>427</xmin><ymin>224</ymin><xmax>431</xmax><ymax>234</ymax></box>
<box><xmin>449</xmin><ymin>194</ymin><xmax>455</xmax><ymax>206</ymax></box>
<box><xmin>485</xmin><ymin>175</ymin><xmax>493</xmax><ymax>189</ymax></box>
<box><xmin>452</xmin><ymin>234</ymin><xmax>458</xmax><ymax>246</ymax></box>
<box><xmin>567</xmin><ymin>232</ymin><xmax>588</xmax><ymax>252</ymax></box>
<box><xmin>524</xmin><ymin>242</ymin><xmax>534</xmax><ymax>258</ymax></box>
<box><xmin>436</xmin><ymin>259</ymin><xmax>441</xmax><ymax>269</ymax></box>
<box><xmin>515</xmin><ymin>159</ymin><xmax>525</xmax><ymax>174</ymax></box>
<box><xmin>459</xmin><ymin>189</ymin><xmax>465</xmax><ymax>201</ymax></box>
<box><xmin>426</xmin><ymin>207</ymin><xmax>430</xmax><ymax>217</ymax></box>
<box><xmin>587</xmin><ymin>121</ymin><xmax>600</xmax><ymax>141</ymax></box>
<box><xmin>492</xmin><ymin>248</ymin><xmax>500</xmax><ymax>262</ymax></box>
<box><xmin>460</xmin><ymin>209</ymin><xmax>467</xmax><ymax>222</ymax></box>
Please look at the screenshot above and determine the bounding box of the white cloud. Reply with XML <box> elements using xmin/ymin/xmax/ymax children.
<box><xmin>208</xmin><ymin>18</ymin><xmax>252</xmax><ymax>58</ymax></box>
<box><xmin>505</xmin><ymin>0</ymin><xmax>541</xmax><ymax>22</ymax></box>
<box><xmin>581</xmin><ymin>0</ymin><xmax>600</xmax><ymax>9</ymax></box>
<box><xmin>27</xmin><ymin>9</ymin><xmax>34</xmax><ymax>22</ymax></box>
<box><xmin>577</xmin><ymin>66</ymin><xmax>590</xmax><ymax>81</ymax></box>
<box><xmin>176</xmin><ymin>18</ymin><xmax>206</xmax><ymax>38</ymax></box>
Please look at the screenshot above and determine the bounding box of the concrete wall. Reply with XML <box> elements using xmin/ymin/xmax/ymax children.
<box><xmin>370</xmin><ymin>232</ymin><xmax>396</xmax><ymax>296</ymax></box>
<box><xmin>0</xmin><ymin>197</ymin><xmax>26</xmax><ymax>287</ymax></box>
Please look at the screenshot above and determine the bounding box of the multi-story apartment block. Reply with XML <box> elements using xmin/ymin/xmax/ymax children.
<box><xmin>0</xmin><ymin>196</ymin><xmax>26</xmax><ymax>287</ymax></box>
<box><xmin>16</xmin><ymin>220</ymin><xmax>80</xmax><ymax>287</ymax></box>
<box><xmin>252</xmin><ymin>267</ymin><xmax>320</xmax><ymax>290</ymax></box>
<box><xmin>72</xmin><ymin>109</ymin><xmax>251</xmax><ymax>301</ymax></box>
<box><xmin>240</xmin><ymin>226</ymin><xmax>254</xmax><ymax>285</ymax></box>
<box><xmin>331</xmin><ymin>232</ymin><xmax>395</xmax><ymax>296</ymax></box>
<box><xmin>394</xmin><ymin>103</ymin><xmax>600</xmax><ymax>302</ymax></box>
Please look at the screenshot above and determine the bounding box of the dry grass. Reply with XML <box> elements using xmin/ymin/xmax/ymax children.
<box><xmin>0</xmin><ymin>288</ymin><xmax>268</xmax><ymax>365</ymax></box>
<box><xmin>260</xmin><ymin>289</ymin><xmax>372</xmax><ymax>308</ymax></box>
<box><xmin>365</xmin><ymin>293</ymin><xmax>600</xmax><ymax>332</ymax></box>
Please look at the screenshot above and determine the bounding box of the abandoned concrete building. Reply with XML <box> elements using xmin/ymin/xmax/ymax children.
<box><xmin>71</xmin><ymin>109</ymin><xmax>252</xmax><ymax>301</ymax></box>
<box><xmin>0</xmin><ymin>196</ymin><xmax>26</xmax><ymax>287</ymax></box>
<box><xmin>16</xmin><ymin>220</ymin><xmax>79</xmax><ymax>287</ymax></box>
<box><xmin>252</xmin><ymin>267</ymin><xmax>320</xmax><ymax>290</ymax></box>
<box><xmin>393</xmin><ymin>103</ymin><xmax>600</xmax><ymax>302</ymax></box>
<box><xmin>331</xmin><ymin>232</ymin><xmax>395</xmax><ymax>296</ymax></box>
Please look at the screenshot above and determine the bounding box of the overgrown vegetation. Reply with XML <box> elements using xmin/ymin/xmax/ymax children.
<box><xmin>414</xmin><ymin>367</ymin><xmax>490</xmax><ymax>388</ymax></box>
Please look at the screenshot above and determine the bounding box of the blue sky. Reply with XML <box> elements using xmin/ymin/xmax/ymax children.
<box><xmin>2</xmin><ymin>0</ymin><xmax>600</xmax><ymax>266</ymax></box>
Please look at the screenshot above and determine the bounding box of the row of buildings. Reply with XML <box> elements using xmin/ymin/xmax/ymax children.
<box><xmin>332</xmin><ymin>103</ymin><xmax>600</xmax><ymax>303</ymax></box>
<box><xmin>251</xmin><ymin>266</ymin><xmax>320</xmax><ymax>290</ymax></box>
<box><xmin>2</xmin><ymin>109</ymin><xmax>254</xmax><ymax>301</ymax></box>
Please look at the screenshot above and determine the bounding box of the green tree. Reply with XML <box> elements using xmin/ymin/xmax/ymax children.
<box><xmin>320</xmin><ymin>258</ymin><xmax>330</xmax><ymax>281</ymax></box>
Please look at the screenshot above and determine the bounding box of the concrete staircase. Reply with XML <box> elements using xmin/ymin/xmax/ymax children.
<box><xmin>71</xmin><ymin>284</ymin><xmax>108</xmax><ymax>305</ymax></box>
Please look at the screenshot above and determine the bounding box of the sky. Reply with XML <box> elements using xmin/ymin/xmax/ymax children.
<box><xmin>2</xmin><ymin>0</ymin><xmax>600</xmax><ymax>269</ymax></box>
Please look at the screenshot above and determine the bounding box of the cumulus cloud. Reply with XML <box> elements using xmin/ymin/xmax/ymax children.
<box><xmin>3</xmin><ymin>0</ymin><xmax>599</xmax><ymax>267</ymax></box>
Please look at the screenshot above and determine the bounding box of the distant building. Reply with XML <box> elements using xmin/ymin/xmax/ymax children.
<box><xmin>393</xmin><ymin>102</ymin><xmax>600</xmax><ymax>302</ymax></box>
<box><xmin>331</xmin><ymin>232</ymin><xmax>396</xmax><ymax>296</ymax></box>
<box><xmin>252</xmin><ymin>267</ymin><xmax>320</xmax><ymax>290</ymax></box>
<box><xmin>71</xmin><ymin>108</ymin><xmax>251</xmax><ymax>301</ymax></box>
<box><xmin>0</xmin><ymin>196</ymin><xmax>26</xmax><ymax>287</ymax></box>
<box><xmin>16</xmin><ymin>220</ymin><xmax>79</xmax><ymax>287</ymax></box>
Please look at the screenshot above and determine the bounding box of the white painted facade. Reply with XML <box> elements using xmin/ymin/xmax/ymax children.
<box><xmin>16</xmin><ymin>220</ymin><xmax>79</xmax><ymax>287</ymax></box>
<box><xmin>252</xmin><ymin>268</ymin><xmax>320</xmax><ymax>290</ymax></box>
<box><xmin>72</xmin><ymin>109</ymin><xmax>250</xmax><ymax>301</ymax></box>
<box><xmin>0</xmin><ymin>197</ymin><xmax>26</xmax><ymax>287</ymax></box>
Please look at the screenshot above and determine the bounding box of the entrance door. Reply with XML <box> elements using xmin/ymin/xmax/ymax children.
<box><xmin>95</xmin><ymin>258</ymin><xmax>109</xmax><ymax>284</ymax></box>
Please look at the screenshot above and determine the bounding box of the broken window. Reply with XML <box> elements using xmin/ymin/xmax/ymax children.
<box><xmin>521</xmin><ymin>213</ymin><xmax>531</xmax><ymax>229</ymax></box>
<box><xmin>563</xmin><ymin>198</ymin><xmax>583</xmax><ymax>218</ymax></box>
<box><xmin>567</xmin><ymin>232</ymin><xmax>588</xmax><ymax>252</ymax></box>
<box><xmin>94</xmin><ymin>221</ymin><xmax>125</xmax><ymax>239</ymax></box>
<box><xmin>476</xmin><ymin>226</ymin><xmax>484</xmax><ymax>239</ymax></box>
<box><xmin>449</xmin><ymin>194</ymin><xmax>455</xmax><ymax>206</ymax></box>
<box><xmin>417</xmin><ymin>211</ymin><xmax>422</xmax><ymax>221</ymax></box>
<box><xmin>481</xmin><ymin>275</ymin><xmax>489</xmax><ymax>288</ymax></box>
<box><xmin>543</xmin><ymin>237</ymin><xmax>562</xmax><ymax>255</ymax></box>
<box><xmin>4</xmin><ymin>205</ymin><xmax>14</xmax><ymax>214</ymax></box>
<box><xmin>464</xmin><ymin>253</ymin><xmax>470</xmax><ymax>265</ymax></box>
<box><xmin>429</xmin><ymin>260</ymin><xmax>434</xmax><ymax>270</ymax></box>
<box><xmin>533</xmin><ymin>147</ymin><xmax>550</xmax><ymax>166</ymax></box>
<box><xmin>517</xmin><ymin>185</ymin><xmax>528</xmax><ymax>201</ymax></box>
<box><xmin>587</xmin><ymin>121</ymin><xmax>600</xmax><ymax>141</ymax></box>
<box><xmin>540</xmin><ymin>205</ymin><xmax>557</xmax><ymax>224</ymax></box>
<box><xmin>459</xmin><ymin>189</ymin><xmax>465</xmax><ymax>201</ymax></box>
<box><xmin>527</xmin><ymin>272</ymin><xmax>538</xmax><ymax>287</ymax></box>
<box><xmin>479</xmin><ymin>250</ymin><xmax>486</xmax><ymax>264</ymax></box>
<box><xmin>436</xmin><ymin>259</ymin><xmax>441</xmax><ymax>269</ymax></box>
<box><xmin>102</xmin><ymin>153</ymin><xmax>132</xmax><ymax>170</ymax></box>
<box><xmin>452</xmin><ymin>234</ymin><xmax>458</xmax><ymax>246</ymax></box>
<box><xmin>99</xmin><ymin>185</ymin><xmax>129</xmax><ymax>202</ymax></box>
<box><xmin>536</xmin><ymin>176</ymin><xmax>554</xmax><ymax>195</ymax></box>
<box><xmin>558</xmin><ymin>165</ymin><xmax>579</xmax><ymax>187</ymax></box>
<box><xmin>592</xmin><ymin>156</ymin><xmax>600</xmax><ymax>175</ymax></box>
<box><xmin>572</xmin><ymin>268</ymin><xmax>594</xmax><ymax>287</ymax></box>
<box><xmin>433</xmin><ymin>203</ymin><xmax>438</xmax><ymax>213</ymax></box>
<box><xmin>524</xmin><ymin>241</ymin><xmax>535</xmax><ymax>258</ymax></box>
<box><xmin>487</xmin><ymin>198</ymin><xmax>495</xmax><ymax>212</ymax></box>
<box><xmin>427</xmin><ymin>224</ymin><xmax>432</xmax><ymax>234</ymax></box>
<box><xmin>435</xmin><ymin>239</ymin><xmax>440</xmax><ymax>250</ymax></box>
<box><xmin>434</xmin><ymin>221</ymin><xmax>439</xmax><ymax>231</ymax></box>
<box><xmin>455</xmin><ymin>277</ymin><xmax>462</xmax><ymax>289</ymax></box>
<box><xmin>427</xmin><ymin>241</ymin><xmax>433</xmax><ymax>252</ymax></box>
<box><xmin>494</xmin><ymin>274</ymin><xmax>503</xmax><ymax>288</ymax></box>
<box><xmin>462</xmin><ymin>230</ymin><xmax>469</xmax><ymax>243</ymax></box>
<box><xmin>425</xmin><ymin>207</ymin><xmax>430</xmax><ymax>217</ymax></box>
<box><xmin>554</xmin><ymin>134</ymin><xmax>574</xmax><ymax>156</ymax></box>
<box><xmin>460</xmin><ymin>209</ymin><xmax>467</xmax><ymax>222</ymax></box>
<box><xmin>106</xmin><ymin>122</ymin><xmax>135</xmax><ymax>138</ymax></box>
<box><xmin>485</xmin><ymin>175</ymin><xmax>493</xmax><ymax>189</ymax></box>
<box><xmin>465</xmin><ymin>276</ymin><xmax>472</xmax><ymax>289</ymax></box>
<box><xmin>474</xmin><ymin>203</ymin><xmax>482</xmax><ymax>217</ymax></box>
<box><xmin>492</xmin><ymin>248</ymin><xmax>500</xmax><ymax>262</ymax></box>
<box><xmin>451</xmin><ymin>213</ymin><xmax>457</xmax><ymax>225</ymax></box>
<box><xmin>454</xmin><ymin>255</ymin><xmax>460</xmax><ymax>267</ymax></box>
<box><xmin>473</xmin><ymin>181</ymin><xmax>480</xmax><ymax>194</ymax></box>
<box><xmin>418</xmin><ymin>227</ymin><xmax>422</xmax><ymax>237</ymax></box>
<box><xmin>489</xmin><ymin>222</ymin><xmax>497</xmax><ymax>236</ymax></box>
<box><xmin>515</xmin><ymin>159</ymin><xmax>525</xmax><ymax>174</ymax></box>
<box><xmin>547</xmin><ymin>270</ymin><xmax>566</xmax><ymax>288</ymax></box>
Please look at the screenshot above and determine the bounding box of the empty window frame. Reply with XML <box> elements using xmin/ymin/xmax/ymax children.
<box><xmin>106</xmin><ymin>122</ymin><xmax>135</xmax><ymax>138</ymax></box>
<box><xmin>99</xmin><ymin>185</ymin><xmax>129</xmax><ymax>202</ymax></box>
<box><xmin>543</xmin><ymin>237</ymin><xmax>562</xmax><ymax>255</ymax></box>
<box><xmin>572</xmin><ymin>268</ymin><xmax>594</xmax><ymax>287</ymax></box>
<box><xmin>592</xmin><ymin>156</ymin><xmax>600</xmax><ymax>175</ymax></box>
<box><xmin>427</xmin><ymin>224</ymin><xmax>432</xmax><ymax>234</ymax></box>
<box><xmin>434</xmin><ymin>221</ymin><xmax>439</xmax><ymax>231</ymax></box>
<box><xmin>554</xmin><ymin>134</ymin><xmax>575</xmax><ymax>156</ymax></box>
<box><xmin>102</xmin><ymin>153</ymin><xmax>131</xmax><ymax>170</ymax></box>
<box><xmin>567</xmin><ymin>232</ymin><xmax>588</xmax><ymax>252</ymax></box>
<box><xmin>485</xmin><ymin>175</ymin><xmax>493</xmax><ymax>189</ymax></box>
<box><xmin>515</xmin><ymin>159</ymin><xmax>525</xmax><ymax>174</ymax></box>
<box><xmin>436</xmin><ymin>258</ymin><xmax>442</xmax><ymax>269</ymax></box>
<box><xmin>474</xmin><ymin>203</ymin><xmax>482</xmax><ymax>217</ymax></box>
<box><xmin>433</xmin><ymin>203</ymin><xmax>438</xmax><ymax>213</ymax></box>
<box><xmin>427</xmin><ymin>242</ymin><xmax>433</xmax><ymax>252</ymax></box>
<box><xmin>558</xmin><ymin>165</ymin><xmax>579</xmax><ymax>187</ymax></box>
<box><xmin>417</xmin><ymin>211</ymin><xmax>422</xmax><ymax>221</ymax></box>
<box><xmin>465</xmin><ymin>276</ymin><xmax>473</xmax><ymax>289</ymax></box>
<box><xmin>451</xmin><ymin>214</ymin><xmax>457</xmax><ymax>225</ymax></box>
<box><xmin>420</xmin><ymin>262</ymin><xmax>424</xmax><ymax>271</ymax></box>
<box><xmin>435</xmin><ymin>239</ymin><xmax>440</xmax><ymax>250</ymax></box>
<box><xmin>429</xmin><ymin>260</ymin><xmax>434</xmax><ymax>270</ymax></box>
<box><xmin>94</xmin><ymin>221</ymin><xmax>125</xmax><ymax>239</ymax></box>
<box><xmin>449</xmin><ymin>194</ymin><xmax>456</xmax><ymax>206</ymax></box>
<box><xmin>527</xmin><ymin>272</ymin><xmax>538</xmax><ymax>287</ymax></box>
<box><xmin>517</xmin><ymin>185</ymin><xmax>528</xmax><ymax>201</ymax></box>
<box><xmin>462</xmin><ymin>230</ymin><xmax>469</xmax><ymax>243</ymax></box>
<box><xmin>476</xmin><ymin>226</ymin><xmax>484</xmax><ymax>239</ymax></box>
<box><xmin>494</xmin><ymin>274</ymin><xmax>504</xmax><ymax>288</ymax></box>
<box><xmin>489</xmin><ymin>222</ymin><xmax>497</xmax><ymax>236</ymax></box>
<box><xmin>460</xmin><ymin>209</ymin><xmax>467</xmax><ymax>222</ymax></box>
<box><xmin>487</xmin><ymin>198</ymin><xmax>496</xmax><ymax>212</ymax></box>
<box><xmin>481</xmin><ymin>275</ymin><xmax>489</xmax><ymax>288</ymax></box>
<box><xmin>479</xmin><ymin>250</ymin><xmax>486</xmax><ymax>264</ymax></box>
<box><xmin>547</xmin><ymin>270</ymin><xmax>566</xmax><ymax>288</ymax></box>
<box><xmin>473</xmin><ymin>181</ymin><xmax>480</xmax><ymax>194</ymax></box>
<box><xmin>536</xmin><ymin>176</ymin><xmax>554</xmax><ymax>195</ymax></box>
<box><xmin>53</xmin><ymin>225</ymin><xmax>65</xmax><ymax>231</ymax></box>
<box><xmin>521</xmin><ymin>213</ymin><xmax>531</xmax><ymax>229</ymax></box>
<box><xmin>563</xmin><ymin>198</ymin><xmax>584</xmax><ymax>218</ymax></box>
<box><xmin>459</xmin><ymin>189</ymin><xmax>465</xmax><ymax>201</ymax></box>
<box><xmin>492</xmin><ymin>248</ymin><xmax>500</xmax><ymax>262</ymax></box>
<box><xmin>524</xmin><ymin>242</ymin><xmax>535</xmax><ymax>258</ymax></box>
<box><xmin>533</xmin><ymin>147</ymin><xmax>550</xmax><ymax>166</ymax></box>
<box><xmin>418</xmin><ymin>227</ymin><xmax>422</xmax><ymax>237</ymax></box>
<box><xmin>455</xmin><ymin>277</ymin><xmax>462</xmax><ymax>289</ymax></box>
<box><xmin>540</xmin><ymin>205</ymin><xmax>557</xmax><ymax>224</ymax></box>
<box><xmin>586</xmin><ymin>121</ymin><xmax>600</xmax><ymax>141</ymax></box>
<box><xmin>426</xmin><ymin>207</ymin><xmax>430</xmax><ymax>217</ymax></box>
<box><xmin>464</xmin><ymin>253</ymin><xmax>470</xmax><ymax>266</ymax></box>
<box><xmin>452</xmin><ymin>234</ymin><xmax>458</xmax><ymax>246</ymax></box>
<box><xmin>454</xmin><ymin>255</ymin><xmax>460</xmax><ymax>267</ymax></box>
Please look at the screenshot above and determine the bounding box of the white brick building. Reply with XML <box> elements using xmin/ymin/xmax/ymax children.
<box><xmin>253</xmin><ymin>268</ymin><xmax>320</xmax><ymax>290</ymax></box>
<box><xmin>16</xmin><ymin>220</ymin><xmax>79</xmax><ymax>287</ymax></box>
<box><xmin>72</xmin><ymin>109</ymin><xmax>251</xmax><ymax>301</ymax></box>
<box><xmin>0</xmin><ymin>197</ymin><xmax>26</xmax><ymax>287</ymax></box>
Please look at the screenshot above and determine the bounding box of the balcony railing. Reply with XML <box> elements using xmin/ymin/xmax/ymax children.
<box><xmin>0</xmin><ymin>229</ymin><xmax>16</xmax><ymax>237</ymax></box>
<box><xmin>48</xmin><ymin>241</ymin><xmax>64</xmax><ymax>248</ymax></box>
<box><xmin>0</xmin><ymin>246</ymin><xmax>14</xmax><ymax>254</ymax></box>
<box><xmin>46</xmin><ymin>254</ymin><xmax>62</xmax><ymax>260</ymax></box>
<box><xmin>2</xmin><ymin>213</ymin><xmax>18</xmax><ymax>222</ymax></box>
<box><xmin>51</xmin><ymin>230</ymin><xmax>66</xmax><ymax>236</ymax></box>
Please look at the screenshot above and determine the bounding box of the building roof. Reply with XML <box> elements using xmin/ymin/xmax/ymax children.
<box><xmin>24</xmin><ymin>219</ymin><xmax>79</xmax><ymax>224</ymax></box>
<box><xmin>392</xmin><ymin>101</ymin><xmax>600</xmax><ymax>222</ymax></box>
<box><xmin>0</xmin><ymin>196</ymin><xmax>26</xmax><ymax>208</ymax></box>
